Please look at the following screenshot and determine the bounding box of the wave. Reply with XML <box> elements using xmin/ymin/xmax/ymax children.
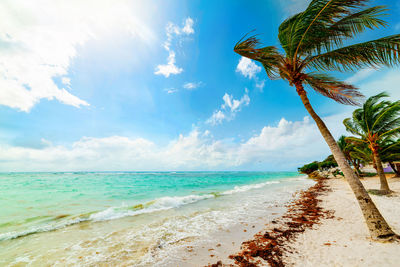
<box><xmin>0</xmin><ymin>179</ymin><xmax>285</xmax><ymax>241</ymax></box>
<box><xmin>222</xmin><ymin>181</ymin><xmax>280</xmax><ymax>195</ymax></box>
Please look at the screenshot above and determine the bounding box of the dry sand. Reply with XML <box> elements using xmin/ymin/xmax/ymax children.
<box><xmin>283</xmin><ymin>176</ymin><xmax>400</xmax><ymax>267</ymax></box>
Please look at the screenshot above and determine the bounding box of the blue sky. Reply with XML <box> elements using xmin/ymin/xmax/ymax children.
<box><xmin>1</xmin><ymin>0</ymin><xmax>400</xmax><ymax>171</ymax></box>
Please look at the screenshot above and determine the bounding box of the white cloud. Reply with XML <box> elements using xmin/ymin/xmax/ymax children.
<box><xmin>0</xmin><ymin>0</ymin><xmax>155</xmax><ymax>112</ymax></box>
<box><xmin>182</xmin><ymin>18</ymin><xmax>194</xmax><ymax>34</ymax></box>
<box><xmin>0</xmin><ymin>114</ymin><xmax>348</xmax><ymax>171</ymax></box>
<box><xmin>236</xmin><ymin>57</ymin><xmax>265</xmax><ymax>92</ymax></box>
<box><xmin>183</xmin><ymin>81</ymin><xmax>203</xmax><ymax>90</ymax></box>
<box><xmin>207</xmin><ymin>90</ymin><xmax>250</xmax><ymax>125</ymax></box>
<box><xmin>154</xmin><ymin>51</ymin><xmax>183</xmax><ymax>77</ymax></box>
<box><xmin>345</xmin><ymin>68</ymin><xmax>376</xmax><ymax>84</ymax></box>
<box><xmin>155</xmin><ymin>17</ymin><xmax>194</xmax><ymax>78</ymax></box>
<box><xmin>358</xmin><ymin>70</ymin><xmax>400</xmax><ymax>100</ymax></box>
<box><xmin>255</xmin><ymin>80</ymin><xmax>265</xmax><ymax>92</ymax></box>
<box><xmin>164</xmin><ymin>88</ymin><xmax>178</xmax><ymax>94</ymax></box>
<box><xmin>207</xmin><ymin>110</ymin><xmax>226</xmax><ymax>126</ymax></box>
<box><xmin>222</xmin><ymin>91</ymin><xmax>250</xmax><ymax>112</ymax></box>
<box><xmin>236</xmin><ymin>57</ymin><xmax>261</xmax><ymax>79</ymax></box>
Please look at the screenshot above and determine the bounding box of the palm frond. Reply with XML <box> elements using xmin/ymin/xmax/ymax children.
<box><xmin>307</xmin><ymin>34</ymin><xmax>400</xmax><ymax>71</ymax></box>
<box><xmin>372</xmin><ymin>100</ymin><xmax>400</xmax><ymax>132</ymax></box>
<box><xmin>343</xmin><ymin>118</ymin><xmax>365</xmax><ymax>137</ymax></box>
<box><xmin>290</xmin><ymin>0</ymin><xmax>372</xmax><ymax>58</ymax></box>
<box><xmin>299</xmin><ymin>6</ymin><xmax>388</xmax><ymax>56</ymax></box>
<box><xmin>380</xmin><ymin>126</ymin><xmax>400</xmax><ymax>138</ymax></box>
<box><xmin>234</xmin><ymin>35</ymin><xmax>283</xmax><ymax>79</ymax></box>
<box><xmin>303</xmin><ymin>73</ymin><xmax>363</xmax><ymax>105</ymax></box>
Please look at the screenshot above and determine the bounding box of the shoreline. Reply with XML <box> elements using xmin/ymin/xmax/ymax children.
<box><xmin>179</xmin><ymin>175</ymin><xmax>400</xmax><ymax>267</ymax></box>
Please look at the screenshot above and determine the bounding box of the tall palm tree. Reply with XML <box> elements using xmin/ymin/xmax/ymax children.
<box><xmin>234</xmin><ymin>0</ymin><xmax>400</xmax><ymax>240</ymax></box>
<box><xmin>344</xmin><ymin>92</ymin><xmax>400</xmax><ymax>193</ymax></box>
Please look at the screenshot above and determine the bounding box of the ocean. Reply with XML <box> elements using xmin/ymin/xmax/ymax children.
<box><xmin>0</xmin><ymin>172</ymin><xmax>314</xmax><ymax>266</ymax></box>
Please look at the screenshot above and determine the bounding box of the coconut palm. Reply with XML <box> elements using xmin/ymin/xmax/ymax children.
<box><xmin>337</xmin><ymin>135</ymin><xmax>361</xmax><ymax>176</ymax></box>
<box><xmin>348</xmin><ymin>137</ymin><xmax>400</xmax><ymax>176</ymax></box>
<box><xmin>344</xmin><ymin>92</ymin><xmax>400</xmax><ymax>193</ymax></box>
<box><xmin>233</xmin><ymin>0</ymin><xmax>400</xmax><ymax>240</ymax></box>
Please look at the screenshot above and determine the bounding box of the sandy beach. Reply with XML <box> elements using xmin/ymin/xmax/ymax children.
<box><xmin>283</xmin><ymin>176</ymin><xmax>400</xmax><ymax>267</ymax></box>
<box><xmin>172</xmin><ymin>176</ymin><xmax>400</xmax><ymax>267</ymax></box>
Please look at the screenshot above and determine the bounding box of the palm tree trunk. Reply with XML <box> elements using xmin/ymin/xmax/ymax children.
<box><xmin>295</xmin><ymin>82</ymin><xmax>396</xmax><ymax>241</ymax></box>
<box><xmin>351</xmin><ymin>158</ymin><xmax>361</xmax><ymax>177</ymax></box>
<box><xmin>389</xmin><ymin>162</ymin><xmax>400</xmax><ymax>177</ymax></box>
<box><xmin>372</xmin><ymin>150</ymin><xmax>390</xmax><ymax>193</ymax></box>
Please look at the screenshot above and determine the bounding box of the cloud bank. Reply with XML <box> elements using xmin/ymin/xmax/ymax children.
<box><xmin>0</xmin><ymin>114</ymin><xmax>348</xmax><ymax>172</ymax></box>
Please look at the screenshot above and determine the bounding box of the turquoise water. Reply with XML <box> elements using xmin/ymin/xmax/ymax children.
<box><xmin>0</xmin><ymin>171</ymin><xmax>311</xmax><ymax>266</ymax></box>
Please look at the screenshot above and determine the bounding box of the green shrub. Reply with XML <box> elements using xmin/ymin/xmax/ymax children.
<box><xmin>298</xmin><ymin>161</ymin><xmax>319</xmax><ymax>174</ymax></box>
<box><xmin>298</xmin><ymin>154</ymin><xmax>338</xmax><ymax>174</ymax></box>
<box><xmin>318</xmin><ymin>160</ymin><xmax>337</xmax><ymax>169</ymax></box>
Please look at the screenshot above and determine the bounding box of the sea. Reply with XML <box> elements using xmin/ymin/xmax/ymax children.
<box><xmin>0</xmin><ymin>172</ymin><xmax>314</xmax><ymax>266</ymax></box>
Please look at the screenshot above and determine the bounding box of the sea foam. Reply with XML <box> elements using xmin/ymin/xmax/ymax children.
<box><xmin>0</xmin><ymin>179</ymin><xmax>285</xmax><ymax>241</ymax></box>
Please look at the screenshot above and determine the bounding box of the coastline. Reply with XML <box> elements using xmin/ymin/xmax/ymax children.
<box><xmin>178</xmin><ymin>176</ymin><xmax>400</xmax><ymax>267</ymax></box>
<box><xmin>3</xmin><ymin>174</ymin><xmax>399</xmax><ymax>266</ymax></box>
<box><xmin>0</xmin><ymin>173</ymin><xmax>313</xmax><ymax>266</ymax></box>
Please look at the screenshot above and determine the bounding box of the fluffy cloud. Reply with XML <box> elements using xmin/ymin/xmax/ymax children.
<box><xmin>0</xmin><ymin>114</ymin><xmax>348</xmax><ymax>171</ymax></box>
<box><xmin>155</xmin><ymin>17</ymin><xmax>194</xmax><ymax>77</ymax></box>
<box><xmin>236</xmin><ymin>57</ymin><xmax>265</xmax><ymax>91</ymax></box>
<box><xmin>0</xmin><ymin>0</ymin><xmax>155</xmax><ymax>111</ymax></box>
<box><xmin>207</xmin><ymin>90</ymin><xmax>250</xmax><ymax>125</ymax></box>
<box><xmin>207</xmin><ymin>110</ymin><xmax>226</xmax><ymax>126</ymax></box>
<box><xmin>236</xmin><ymin>57</ymin><xmax>261</xmax><ymax>79</ymax></box>
<box><xmin>154</xmin><ymin>51</ymin><xmax>183</xmax><ymax>77</ymax></box>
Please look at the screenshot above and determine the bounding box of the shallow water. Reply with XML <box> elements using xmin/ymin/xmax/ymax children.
<box><xmin>0</xmin><ymin>172</ymin><xmax>313</xmax><ymax>266</ymax></box>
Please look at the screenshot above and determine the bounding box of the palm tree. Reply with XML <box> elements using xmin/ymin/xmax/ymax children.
<box><xmin>233</xmin><ymin>0</ymin><xmax>400</xmax><ymax>240</ymax></box>
<box><xmin>347</xmin><ymin>137</ymin><xmax>400</xmax><ymax>177</ymax></box>
<box><xmin>344</xmin><ymin>93</ymin><xmax>400</xmax><ymax>194</ymax></box>
<box><xmin>337</xmin><ymin>135</ymin><xmax>361</xmax><ymax>176</ymax></box>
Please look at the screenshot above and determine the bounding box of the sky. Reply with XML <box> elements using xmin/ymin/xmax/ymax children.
<box><xmin>1</xmin><ymin>0</ymin><xmax>400</xmax><ymax>172</ymax></box>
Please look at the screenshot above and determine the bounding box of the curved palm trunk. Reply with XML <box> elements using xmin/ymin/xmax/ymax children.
<box><xmin>295</xmin><ymin>82</ymin><xmax>396</xmax><ymax>241</ymax></box>
<box><xmin>372</xmin><ymin>151</ymin><xmax>390</xmax><ymax>193</ymax></box>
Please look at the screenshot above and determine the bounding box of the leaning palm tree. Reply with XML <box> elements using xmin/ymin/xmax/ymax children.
<box><xmin>234</xmin><ymin>0</ymin><xmax>400</xmax><ymax>240</ymax></box>
<box><xmin>344</xmin><ymin>92</ymin><xmax>400</xmax><ymax>194</ymax></box>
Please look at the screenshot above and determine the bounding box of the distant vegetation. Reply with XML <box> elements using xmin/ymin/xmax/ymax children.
<box><xmin>298</xmin><ymin>155</ymin><xmax>337</xmax><ymax>174</ymax></box>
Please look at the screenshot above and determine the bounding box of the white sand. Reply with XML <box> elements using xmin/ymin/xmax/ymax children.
<box><xmin>283</xmin><ymin>176</ymin><xmax>400</xmax><ymax>267</ymax></box>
